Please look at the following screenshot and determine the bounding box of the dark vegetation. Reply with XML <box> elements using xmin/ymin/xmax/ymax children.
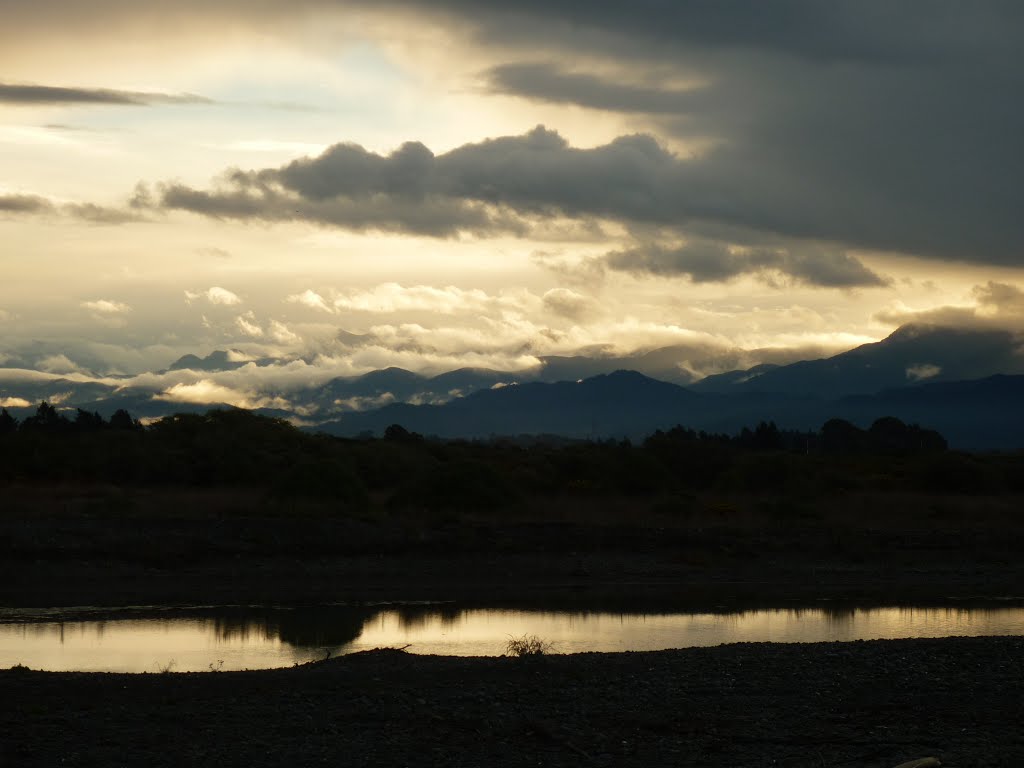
<box><xmin>3</xmin><ymin>401</ymin><xmax>1023</xmax><ymax>609</ymax></box>
<box><xmin>1</xmin><ymin>401</ymin><xmax>1015</xmax><ymax>504</ymax></box>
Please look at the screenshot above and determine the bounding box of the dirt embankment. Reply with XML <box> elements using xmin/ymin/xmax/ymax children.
<box><xmin>3</xmin><ymin>636</ymin><xmax>1023</xmax><ymax>768</ymax></box>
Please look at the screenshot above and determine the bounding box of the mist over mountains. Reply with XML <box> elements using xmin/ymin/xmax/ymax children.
<box><xmin>2</xmin><ymin>323</ymin><xmax>1022</xmax><ymax>449</ymax></box>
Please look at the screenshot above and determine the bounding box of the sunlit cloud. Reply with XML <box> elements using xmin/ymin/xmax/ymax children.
<box><xmin>268</xmin><ymin>319</ymin><xmax>299</xmax><ymax>344</ymax></box>
<box><xmin>184</xmin><ymin>287</ymin><xmax>242</xmax><ymax>306</ymax></box>
<box><xmin>287</xmin><ymin>289</ymin><xmax>334</xmax><ymax>313</ymax></box>
<box><xmin>82</xmin><ymin>299</ymin><xmax>131</xmax><ymax>314</ymax></box>
<box><xmin>36</xmin><ymin>354</ymin><xmax>84</xmax><ymax>374</ymax></box>
<box><xmin>155</xmin><ymin>379</ymin><xmax>290</xmax><ymax>410</ymax></box>
<box><xmin>235</xmin><ymin>312</ymin><xmax>264</xmax><ymax>337</ymax></box>
<box><xmin>331</xmin><ymin>283</ymin><xmax>535</xmax><ymax>315</ymax></box>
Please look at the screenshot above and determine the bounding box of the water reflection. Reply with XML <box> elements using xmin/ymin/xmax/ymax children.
<box><xmin>1</xmin><ymin>603</ymin><xmax>1022</xmax><ymax>673</ymax></box>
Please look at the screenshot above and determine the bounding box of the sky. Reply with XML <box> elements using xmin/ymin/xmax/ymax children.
<box><xmin>2</xmin><ymin>1</ymin><xmax>1023</xmax><ymax>405</ymax></box>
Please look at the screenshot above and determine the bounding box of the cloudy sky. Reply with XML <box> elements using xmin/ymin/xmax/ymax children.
<box><xmin>2</xmin><ymin>1</ymin><xmax>1023</xmax><ymax>401</ymax></box>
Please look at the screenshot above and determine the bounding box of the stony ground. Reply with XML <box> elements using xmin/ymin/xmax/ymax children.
<box><xmin>3</xmin><ymin>636</ymin><xmax>1023</xmax><ymax>767</ymax></box>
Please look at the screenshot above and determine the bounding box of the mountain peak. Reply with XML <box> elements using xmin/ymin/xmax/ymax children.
<box><xmin>168</xmin><ymin>350</ymin><xmax>247</xmax><ymax>372</ymax></box>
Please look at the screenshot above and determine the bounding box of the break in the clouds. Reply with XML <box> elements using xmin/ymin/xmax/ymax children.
<box><xmin>0</xmin><ymin>82</ymin><xmax>212</xmax><ymax>107</ymax></box>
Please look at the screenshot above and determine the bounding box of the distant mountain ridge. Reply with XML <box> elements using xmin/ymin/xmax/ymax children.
<box><xmin>3</xmin><ymin>323</ymin><xmax>1023</xmax><ymax>448</ymax></box>
<box><xmin>693</xmin><ymin>324</ymin><xmax>1024</xmax><ymax>397</ymax></box>
<box><xmin>316</xmin><ymin>370</ymin><xmax>1024</xmax><ymax>450</ymax></box>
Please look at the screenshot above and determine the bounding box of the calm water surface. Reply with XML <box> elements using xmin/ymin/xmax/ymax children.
<box><xmin>2</xmin><ymin>603</ymin><xmax>1023</xmax><ymax>673</ymax></box>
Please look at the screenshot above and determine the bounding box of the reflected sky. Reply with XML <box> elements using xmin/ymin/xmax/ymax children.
<box><xmin>2</xmin><ymin>604</ymin><xmax>1023</xmax><ymax>673</ymax></box>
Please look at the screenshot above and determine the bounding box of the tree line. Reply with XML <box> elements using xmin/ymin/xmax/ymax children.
<box><xmin>0</xmin><ymin>401</ymin><xmax>1017</xmax><ymax>503</ymax></box>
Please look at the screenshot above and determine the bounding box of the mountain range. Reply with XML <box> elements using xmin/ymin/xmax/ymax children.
<box><xmin>2</xmin><ymin>324</ymin><xmax>1022</xmax><ymax>449</ymax></box>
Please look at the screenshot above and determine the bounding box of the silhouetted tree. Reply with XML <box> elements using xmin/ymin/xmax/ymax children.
<box><xmin>74</xmin><ymin>409</ymin><xmax>106</xmax><ymax>432</ymax></box>
<box><xmin>109</xmin><ymin>408</ymin><xmax>141</xmax><ymax>431</ymax></box>
<box><xmin>0</xmin><ymin>408</ymin><xmax>16</xmax><ymax>435</ymax></box>
<box><xmin>21</xmin><ymin>401</ymin><xmax>70</xmax><ymax>433</ymax></box>
<box><xmin>384</xmin><ymin>423</ymin><xmax>423</xmax><ymax>442</ymax></box>
<box><xmin>820</xmin><ymin>418</ymin><xmax>865</xmax><ymax>454</ymax></box>
<box><xmin>751</xmin><ymin>420</ymin><xmax>783</xmax><ymax>451</ymax></box>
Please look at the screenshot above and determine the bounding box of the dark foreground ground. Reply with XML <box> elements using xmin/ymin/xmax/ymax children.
<box><xmin>3</xmin><ymin>487</ymin><xmax>1024</xmax><ymax>766</ymax></box>
<box><xmin>3</xmin><ymin>487</ymin><xmax>1024</xmax><ymax>609</ymax></box>
<box><xmin>3</xmin><ymin>637</ymin><xmax>1023</xmax><ymax>768</ymax></box>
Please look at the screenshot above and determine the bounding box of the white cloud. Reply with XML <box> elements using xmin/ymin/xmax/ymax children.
<box><xmin>36</xmin><ymin>353</ymin><xmax>82</xmax><ymax>373</ymax></box>
<box><xmin>287</xmin><ymin>289</ymin><xmax>334</xmax><ymax>313</ymax></box>
<box><xmin>235</xmin><ymin>311</ymin><xmax>264</xmax><ymax>337</ymax></box>
<box><xmin>155</xmin><ymin>379</ymin><xmax>290</xmax><ymax>410</ymax></box>
<box><xmin>0</xmin><ymin>396</ymin><xmax>32</xmax><ymax>408</ymax></box>
<box><xmin>906</xmin><ymin>364</ymin><xmax>942</xmax><ymax>381</ymax></box>
<box><xmin>331</xmin><ymin>393</ymin><xmax>396</xmax><ymax>412</ymax></box>
<box><xmin>332</xmin><ymin>283</ymin><xmax>534</xmax><ymax>315</ymax></box>
<box><xmin>184</xmin><ymin>286</ymin><xmax>242</xmax><ymax>306</ymax></box>
<box><xmin>269</xmin><ymin>319</ymin><xmax>299</xmax><ymax>344</ymax></box>
<box><xmin>82</xmin><ymin>299</ymin><xmax>131</xmax><ymax>314</ymax></box>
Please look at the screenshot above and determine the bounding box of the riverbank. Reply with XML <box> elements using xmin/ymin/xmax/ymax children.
<box><xmin>3</xmin><ymin>636</ymin><xmax>1022</xmax><ymax>767</ymax></box>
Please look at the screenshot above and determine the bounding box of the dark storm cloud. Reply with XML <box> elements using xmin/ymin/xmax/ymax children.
<box><xmin>606</xmin><ymin>241</ymin><xmax>886</xmax><ymax>288</ymax></box>
<box><xmin>18</xmin><ymin>1</ymin><xmax>1017</xmax><ymax>270</ymax></box>
<box><xmin>460</xmin><ymin>2</ymin><xmax>1024</xmax><ymax>268</ymax></box>
<box><xmin>485</xmin><ymin>63</ymin><xmax>700</xmax><ymax>115</ymax></box>
<box><xmin>161</xmin><ymin>4</ymin><xmax>1024</xmax><ymax>270</ymax></box>
<box><xmin>158</xmin><ymin>178</ymin><xmax>522</xmax><ymax>238</ymax></box>
<box><xmin>0</xmin><ymin>194</ymin><xmax>144</xmax><ymax>224</ymax></box>
<box><xmin>0</xmin><ymin>83</ymin><xmax>212</xmax><ymax>106</ymax></box>
<box><xmin>157</xmin><ymin>127</ymin><xmax>685</xmax><ymax>236</ymax></box>
<box><xmin>429</xmin><ymin>0</ymin><xmax>1022</xmax><ymax>64</ymax></box>
<box><xmin>0</xmin><ymin>194</ymin><xmax>55</xmax><ymax>214</ymax></box>
<box><xmin>153</xmin><ymin>126</ymin><xmax>893</xmax><ymax>286</ymax></box>
<box><xmin>63</xmin><ymin>203</ymin><xmax>147</xmax><ymax>224</ymax></box>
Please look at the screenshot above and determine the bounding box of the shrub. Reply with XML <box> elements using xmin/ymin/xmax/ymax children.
<box><xmin>505</xmin><ymin>634</ymin><xmax>553</xmax><ymax>657</ymax></box>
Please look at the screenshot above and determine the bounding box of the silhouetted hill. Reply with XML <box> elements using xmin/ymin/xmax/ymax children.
<box><xmin>312</xmin><ymin>368</ymin><xmax>428</xmax><ymax>413</ymax></box>
<box><xmin>315</xmin><ymin>369</ymin><xmax>1024</xmax><ymax>449</ymax></box>
<box><xmin>833</xmin><ymin>374</ymin><xmax>1024</xmax><ymax>450</ymax></box>
<box><xmin>320</xmin><ymin>370</ymin><xmax>742</xmax><ymax>439</ymax></box>
<box><xmin>692</xmin><ymin>363</ymin><xmax>780</xmax><ymax>391</ymax></box>
<box><xmin>427</xmin><ymin>367</ymin><xmax>516</xmax><ymax>393</ymax></box>
<box><xmin>0</xmin><ymin>377</ymin><xmax>118</xmax><ymax>418</ymax></box>
<box><xmin>168</xmin><ymin>350</ymin><xmax>250</xmax><ymax>372</ymax></box>
<box><xmin>692</xmin><ymin>325</ymin><xmax>1024</xmax><ymax>397</ymax></box>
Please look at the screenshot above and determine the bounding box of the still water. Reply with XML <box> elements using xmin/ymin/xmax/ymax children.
<box><xmin>2</xmin><ymin>603</ymin><xmax>1023</xmax><ymax>673</ymax></box>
